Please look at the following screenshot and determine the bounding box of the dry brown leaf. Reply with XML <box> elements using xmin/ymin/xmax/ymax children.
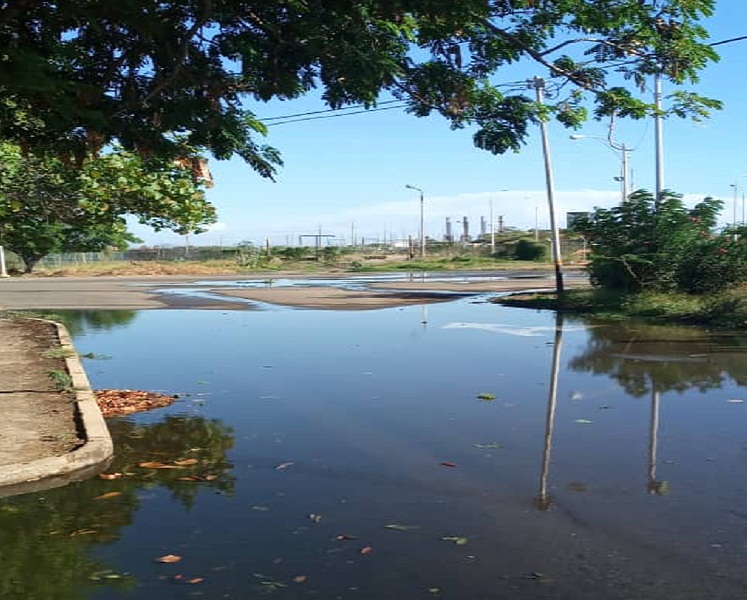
<box><xmin>92</xmin><ymin>491</ymin><xmax>122</xmax><ymax>501</ymax></box>
<box><xmin>173</xmin><ymin>459</ymin><xmax>199</xmax><ymax>466</ymax></box>
<box><xmin>360</xmin><ymin>546</ymin><xmax>373</xmax><ymax>555</ymax></box>
<box><xmin>187</xmin><ymin>577</ymin><xmax>205</xmax><ymax>584</ymax></box>
<box><xmin>292</xmin><ymin>575</ymin><xmax>308</xmax><ymax>584</ymax></box>
<box><xmin>155</xmin><ymin>554</ymin><xmax>182</xmax><ymax>564</ymax></box>
<box><xmin>98</xmin><ymin>473</ymin><xmax>123</xmax><ymax>480</ymax></box>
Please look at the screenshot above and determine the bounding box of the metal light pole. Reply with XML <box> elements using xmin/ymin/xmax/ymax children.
<box><xmin>731</xmin><ymin>183</ymin><xmax>739</xmax><ymax>229</ymax></box>
<box><xmin>405</xmin><ymin>184</ymin><xmax>425</xmax><ymax>258</ymax></box>
<box><xmin>570</xmin><ymin>134</ymin><xmax>631</xmax><ymax>203</ymax></box>
<box><xmin>0</xmin><ymin>246</ymin><xmax>8</xmax><ymax>278</ymax></box>
<box><xmin>654</xmin><ymin>72</ymin><xmax>664</xmax><ymax>204</ymax></box>
<box><xmin>489</xmin><ymin>198</ymin><xmax>495</xmax><ymax>254</ymax></box>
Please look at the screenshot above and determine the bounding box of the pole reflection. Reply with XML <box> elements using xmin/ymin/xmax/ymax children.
<box><xmin>535</xmin><ymin>312</ymin><xmax>564</xmax><ymax>511</ymax></box>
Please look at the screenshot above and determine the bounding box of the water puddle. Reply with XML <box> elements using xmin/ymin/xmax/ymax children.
<box><xmin>5</xmin><ymin>298</ymin><xmax>747</xmax><ymax>599</ymax></box>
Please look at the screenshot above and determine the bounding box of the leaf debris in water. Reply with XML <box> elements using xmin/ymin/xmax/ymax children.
<box><xmin>574</xmin><ymin>419</ymin><xmax>593</xmax><ymax>424</ymax></box>
<box><xmin>384</xmin><ymin>524</ymin><xmax>420</xmax><ymax>532</ymax></box>
<box><xmin>472</xmin><ymin>442</ymin><xmax>504</xmax><ymax>450</ymax></box>
<box><xmin>440</xmin><ymin>536</ymin><xmax>469</xmax><ymax>546</ymax></box>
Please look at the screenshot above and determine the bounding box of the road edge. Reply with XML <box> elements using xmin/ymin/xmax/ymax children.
<box><xmin>0</xmin><ymin>320</ymin><xmax>113</xmax><ymax>497</ymax></box>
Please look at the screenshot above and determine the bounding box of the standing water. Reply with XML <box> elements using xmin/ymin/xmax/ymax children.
<box><xmin>2</xmin><ymin>295</ymin><xmax>747</xmax><ymax>600</ymax></box>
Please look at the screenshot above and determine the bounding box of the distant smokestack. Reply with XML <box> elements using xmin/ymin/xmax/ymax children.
<box><xmin>480</xmin><ymin>216</ymin><xmax>487</xmax><ymax>236</ymax></box>
<box><xmin>462</xmin><ymin>216</ymin><xmax>470</xmax><ymax>242</ymax></box>
<box><xmin>445</xmin><ymin>217</ymin><xmax>453</xmax><ymax>242</ymax></box>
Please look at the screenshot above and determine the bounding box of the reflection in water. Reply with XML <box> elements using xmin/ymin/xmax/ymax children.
<box><xmin>14</xmin><ymin>305</ymin><xmax>747</xmax><ymax>599</ymax></box>
<box><xmin>32</xmin><ymin>310</ymin><xmax>139</xmax><ymax>336</ymax></box>
<box><xmin>568</xmin><ymin>320</ymin><xmax>747</xmax><ymax>395</ymax></box>
<box><xmin>535</xmin><ymin>312</ymin><xmax>563</xmax><ymax>511</ymax></box>
<box><xmin>647</xmin><ymin>390</ymin><xmax>668</xmax><ymax>495</ymax></box>
<box><xmin>0</xmin><ymin>415</ymin><xmax>234</xmax><ymax>600</ymax></box>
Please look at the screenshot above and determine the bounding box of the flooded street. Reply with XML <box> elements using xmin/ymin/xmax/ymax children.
<box><xmin>3</xmin><ymin>289</ymin><xmax>747</xmax><ymax>599</ymax></box>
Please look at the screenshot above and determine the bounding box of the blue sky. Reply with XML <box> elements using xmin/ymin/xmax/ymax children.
<box><xmin>131</xmin><ymin>1</ymin><xmax>747</xmax><ymax>248</ymax></box>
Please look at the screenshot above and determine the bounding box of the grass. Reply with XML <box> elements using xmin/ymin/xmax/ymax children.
<box><xmin>41</xmin><ymin>347</ymin><xmax>76</xmax><ymax>359</ymax></box>
<box><xmin>46</xmin><ymin>369</ymin><xmax>73</xmax><ymax>392</ymax></box>
<box><xmin>493</xmin><ymin>287</ymin><xmax>747</xmax><ymax>329</ymax></box>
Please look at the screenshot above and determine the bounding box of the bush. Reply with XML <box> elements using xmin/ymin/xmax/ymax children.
<box><xmin>513</xmin><ymin>239</ymin><xmax>546</xmax><ymax>261</ymax></box>
<box><xmin>574</xmin><ymin>189</ymin><xmax>747</xmax><ymax>295</ymax></box>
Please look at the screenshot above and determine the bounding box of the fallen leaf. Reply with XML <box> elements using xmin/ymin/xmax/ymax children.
<box><xmin>251</xmin><ymin>505</ymin><xmax>271</xmax><ymax>512</ymax></box>
<box><xmin>70</xmin><ymin>529</ymin><xmax>97</xmax><ymax>536</ymax></box>
<box><xmin>334</xmin><ymin>534</ymin><xmax>358</xmax><ymax>541</ymax></box>
<box><xmin>472</xmin><ymin>442</ymin><xmax>504</xmax><ymax>450</ymax></box>
<box><xmin>187</xmin><ymin>577</ymin><xmax>205</xmax><ymax>584</ymax></box>
<box><xmin>574</xmin><ymin>419</ymin><xmax>593</xmax><ymax>424</ymax></box>
<box><xmin>440</xmin><ymin>461</ymin><xmax>457</xmax><ymax>468</ymax></box>
<box><xmin>275</xmin><ymin>462</ymin><xmax>295</xmax><ymax>471</ymax></box>
<box><xmin>98</xmin><ymin>473</ymin><xmax>123</xmax><ymax>480</ymax></box>
<box><xmin>384</xmin><ymin>524</ymin><xmax>420</xmax><ymax>532</ymax></box>
<box><xmin>359</xmin><ymin>546</ymin><xmax>373</xmax><ymax>555</ymax></box>
<box><xmin>477</xmin><ymin>393</ymin><xmax>496</xmax><ymax>401</ymax></box>
<box><xmin>292</xmin><ymin>575</ymin><xmax>308</xmax><ymax>584</ymax></box>
<box><xmin>440</xmin><ymin>536</ymin><xmax>469</xmax><ymax>546</ymax></box>
<box><xmin>156</xmin><ymin>554</ymin><xmax>182</xmax><ymax>564</ymax></box>
<box><xmin>173</xmin><ymin>458</ymin><xmax>199</xmax><ymax>466</ymax></box>
<box><xmin>139</xmin><ymin>461</ymin><xmax>168</xmax><ymax>469</ymax></box>
<box><xmin>92</xmin><ymin>491</ymin><xmax>122</xmax><ymax>501</ymax></box>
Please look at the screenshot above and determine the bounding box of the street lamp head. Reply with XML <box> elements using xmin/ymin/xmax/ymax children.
<box><xmin>405</xmin><ymin>184</ymin><xmax>422</xmax><ymax>192</ymax></box>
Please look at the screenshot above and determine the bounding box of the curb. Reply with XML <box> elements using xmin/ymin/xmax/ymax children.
<box><xmin>0</xmin><ymin>320</ymin><xmax>113</xmax><ymax>498</ymax></box>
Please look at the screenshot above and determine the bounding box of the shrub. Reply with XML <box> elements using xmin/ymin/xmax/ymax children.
<box><xmin>513</xmin><ymin>239</ymin><xmax>546</xmax><ymax>261</ymax></box>
<box><xmin>574</xmin><ymin>189</ymin><xmax>745</xmax><ymax>295</ymax></box>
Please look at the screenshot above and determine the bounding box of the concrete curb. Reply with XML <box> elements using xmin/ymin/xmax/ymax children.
<box><xmin>0</xmin><ymin>320</ymin><xmax>113</xmax><ymax>498</ymax></box>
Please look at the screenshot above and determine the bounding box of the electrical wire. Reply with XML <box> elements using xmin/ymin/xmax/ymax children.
<box><xmin>259</xmin><ymin>34</ymin><xmax>747</xmax><ymax>126</ymax></box>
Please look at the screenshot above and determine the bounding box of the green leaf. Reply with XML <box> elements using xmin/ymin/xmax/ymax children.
<box><xmin>440</xmin><ymin>536</ymin><xmax>469</xmax><ymax>546</ymax></box>
<box><xmin>384</xmin><ymin>524</ymin><xmax>420</xmax><ymax>532</ymax></box>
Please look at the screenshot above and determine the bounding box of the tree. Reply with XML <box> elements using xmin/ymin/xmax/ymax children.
<box><xmin>0</xmin><ymin>1</ymin><xmax>720</xmax><ymax>176</ymax></box>
<box><xmin>573</xmin><ymin>189</ymin><xmax>747</xmax><ymax>294</ymax></box>
<box><xmin>0</xmin><ymin>144</ymin><xmax>216</xmax><ymax>272</ymax></box>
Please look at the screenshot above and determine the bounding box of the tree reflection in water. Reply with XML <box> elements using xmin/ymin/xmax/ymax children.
<box><xmin>0</xmin><ymin>415</ymin><xmax>234</xmax><ymax>600</ymax></box>
<box><xmin>568</xmin><ymin>319</ymin><xmax>747</xmax><ymax>396</ymax></box>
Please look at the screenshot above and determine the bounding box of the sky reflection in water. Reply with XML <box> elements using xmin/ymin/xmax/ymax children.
<box><xmin>3</xmin><ymin>297</ymin><xmax>747</xmax><ymax>600</ymax></box>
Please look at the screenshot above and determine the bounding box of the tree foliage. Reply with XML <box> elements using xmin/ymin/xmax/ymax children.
<box><xmin>0</xmin><ymin>144</ymin><xmax>216</xmax><ymax>272</ymax></box>
<box><xmin>574</xmin><ymin>190</ymin><xmax>747</xmax><ymax>295</ymax></box>
<box><xmin>0</xmin><ymin>0</ymin><xmax>720</xmax><ymax>174</ymax></box>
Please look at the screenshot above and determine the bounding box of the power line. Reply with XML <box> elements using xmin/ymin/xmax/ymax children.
<box><xmin>710</xmin><ymin>34</ymin><xmax>747</xmax><ymax>47</ymax></box>
<box><xmin>261</xmin><ymin>99</ymin><xmax>403</xmax><ymax>122</ymax></box>
<box><xmin>259</xmin><ymin>35</ymin><xmax>747</xmax><ymax>126</ymax></box>
<box><xmin>265</xmin><ymin>103</ymin><xmax>407</xmax><ymax>126</ymax></box>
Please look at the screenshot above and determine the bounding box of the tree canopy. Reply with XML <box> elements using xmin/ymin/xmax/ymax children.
<box><xmin>0</xmin><ymin>143</ymin><xmax>216</xmax><ymax>271</ymax></box>
<box><xmin>0</xmin><ymin>0</ymin><xmax>720</xmax><ymax>177</ymax></box>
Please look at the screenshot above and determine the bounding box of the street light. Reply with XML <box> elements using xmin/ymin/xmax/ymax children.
<box><xmin>405</xmin><ymin>184</ymin><xmax>425</xmax><ymax>258</ymax></box>
<box><xmin>570</xmin><ymin>134</ymin><xmax>631</xmax><ymax>203</ymax></box>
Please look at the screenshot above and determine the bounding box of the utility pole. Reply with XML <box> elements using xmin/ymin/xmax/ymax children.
<box><xmin>529</xmin><ymin>76</ymin><xmax>564</xmax><ymax>295</ymax></box>
<box><xmin>654</xmin><ymin>72</ymin><xmax>664</xmax><ymax>205</ymax></box>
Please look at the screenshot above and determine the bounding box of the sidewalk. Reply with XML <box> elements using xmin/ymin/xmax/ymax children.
<box><xmin>0</xmin><ymin>318</ymin><xmax>113</xmax><ymax>498</ymax></box>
